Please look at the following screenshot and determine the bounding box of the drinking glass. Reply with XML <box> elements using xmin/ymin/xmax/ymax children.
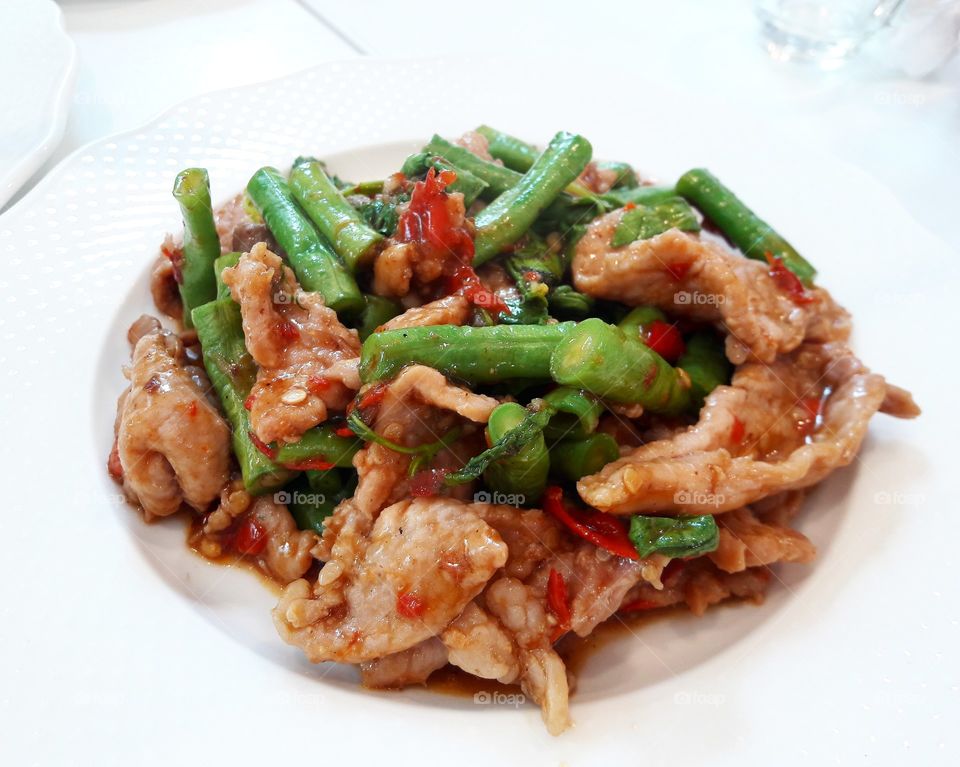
<box><xmin>755</xmin><ymin>0</ymin><xmax>907</xmax><ymax>66</ymax></box>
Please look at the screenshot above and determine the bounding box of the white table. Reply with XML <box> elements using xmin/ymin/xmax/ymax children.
<box><xmin>7</xmin><ymin>0</ymin><xmax>960</xmax><ymax>252</ymax></box>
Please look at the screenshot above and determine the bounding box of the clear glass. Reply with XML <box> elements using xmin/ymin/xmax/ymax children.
<box><xmin>755</xmin><ymin>0</ymin><xmax>906</xmax><ymax>67</ymax></box>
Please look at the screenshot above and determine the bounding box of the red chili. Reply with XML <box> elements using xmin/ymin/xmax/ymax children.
<box><xmin>796</xmin><ymin>396</ymin><xmax>823</xmax><ymax>436</ymax></box>
<box><xmin>243</xmin><ymin>393</ymin><xmax>256</xmax><ymax>411</ymax></box>
<box><xmin>307</xmin><ymin>376</ymin><xmax>332</xmax><ymax>395</ymax></box>
<box><xmin>446</xmin><ymin>264</ymin><xmax>509</xmax><ymax>315</ymax></box>
<box><xmin>396</xmin><ymin>592</ymin><xmax>426</xmax><ymax>619</ymax></box>
<box><xmin>335</xmin><ymin>426</ymin><xmax>355</xmax><ymax>438</ymax></box>
<box><xmin>642</xmin><ymin>319</ymin><xmax>685</xmax><ymax>363</ymax></box>
<box><xmin>543</xmin><ymin>486</ymin><xmax>638</xmax><ymax>560</ymax></box>
<box><xmin>624</xmin><ymin>201</ymin><xmax>637</xmax><ymax>211</ymax></box>
<box><xmin>620</xmin><ymin>598</ymin><xmax>660</xmax><ymax>613</ymax></box>
<box><xmin>232</xmin><ymin>518</ymin><xmax>268</xmax><ymax>556</ymax></box>
<box><xmin>665</xmin><ymin>261</ymin><xmax>691</xmax><ymax>281</ymax></box>
<box><xmin>281</xmin><ymin>457</ymin><xmax>335</xmax><ymax>471</ymax></box>
<box><xmin>277</xmin><ymin>319</ymin><xmax>300</xmax><ymax>341</ymax></box>
<box><xmin>729</xmin><ymin>416</ymin><xmax>745</xmax><ymax>445</ymax></box>
<box><xmin>546</xmin><ymin>569</ymin><xmax>571</xmax><ymax>643</ymax></box>
<box><xmin>396</xmin><ymin>167</ymin><xmax>475</xmax><ymax>262</ymax></box>
<box><xmin>186</xmin><ymin>401</ymin><xmax>198</xmax><ymax>418</ymax></box>
<box><xmin>358</xmin><ymin>382</ymin><xmax>388</xmax><ymax>412</ymax></box>
<box><xmin>409</xmin><ymin>467</ymin><xmax>450</xmax><ymax>497</ymax></box>
<box><xmin>248</xmin><ymin>431</ymin><xmax>278</xmax><ymax>460</ymax></box>
<box><xmin>765</xmin><ymin>252</ymin><xmax>814</xmax><ymax>305</ymax></box>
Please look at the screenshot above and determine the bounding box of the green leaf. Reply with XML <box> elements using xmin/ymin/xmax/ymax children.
<box><xmin>628</xmin><ymin>514</ymin><xmax>719</xmax><ymax>558</ymax></box>
<box><xmin>611</xmin><ymin>197</ymin><xmax>700</xmax><ymax>247</ymax></box>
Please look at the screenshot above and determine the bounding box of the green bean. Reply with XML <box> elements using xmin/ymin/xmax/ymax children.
<box><xmin>359</xmin><ymin>322</ymin><xmax>576</xmax><ymax>384</ymax></box>
<box><xmin>617</xmin><ymin>306</ymin><xmax>667</xmax><ymax>341</ymax></box>
<box><xmin>246</xmin><ymin>167</ymin><xmax>364</xmax><ymax>315</ymax></box>
<box><xmin>422</xmin><ymin>135</ymin><xmax>520</xmax><ymax>199</ymax></box>
<box><xmin>550</xmin><ymin>318</ymin><xmax>691</xmax><ymax>413</ymax></box>
<box><xmin>214</xmin><ymin>252</ymin><xmax>240</xmax><ymax>300</ymax></box>
<box><xmin>399</xmin><ymin>152</ymin><xmax>488</xmax><ymax>207</ymax></box>
<box><xmin>542</xmin><ymin>387</ymin><xmax>603</xmax><ymax>440</ymax></box>
<box><xmin>285</xmin><ymin>472</ymin><xmax>341</xmax><ymax>535</ymax></box>
<box><xmin>549</xmin><ymin>433</ymin><xmax>620</xmax><ymax>481</ymax></box>
<box><xmin>289</xmin><ymin>160</ymin><xmax>384</xmax><ymax>271</ymax></box>
<box><xmin>474</xmin><ymin>125</ymin><xmax>599</xmax><ymax>199</ymax></box>
<box><xmin>677</xmin><ymin>330</ymin><xmax>732</xmax><ymax>408</ymax></box>
<box><xmin>445</xmin><ymin>403</ymin><xmax>554</xmax><ymax>486</ymax></box>
<box><xmin>474</xmin><ymin>132</ymin><xmax>593</xmax><ymax>264</ymax></box>
<box><xmin>191</xmin><ymin>299</ymin><xmax>294</xmax><ymax>494</ymax></box>
<box><xmin>273</xmin><ymin>424</ymin><xmax>361</xmax><ymax>468</ymax></box>
<box><xmin>172</xmin><ymin>168</ymin><xmax>221</xmax><ymax>328</ymax></box>
<box><xmin>482</xmin><ymin>402</ymin><xmax>549</xmax><ymax>504</ymax></box>
<box><xmin>354</xmin><ymin>294</ymin><xmax>402</xmax><ymax>341</ymax></box>
<box><xmin>675</xmin><ymin>168</ymin><xmax>816</xmax><ymax>285</ymax></box>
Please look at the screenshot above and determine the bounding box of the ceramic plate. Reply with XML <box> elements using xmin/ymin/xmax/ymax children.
<box><xmin>0</xmin><ymin>59</ymin><xmax>955</xmax><ymax>765</ymax></box>
<box><xmin>0</xmin><ymin>0</ymin><xmax>76</xmax><ymax>208</ymax></box>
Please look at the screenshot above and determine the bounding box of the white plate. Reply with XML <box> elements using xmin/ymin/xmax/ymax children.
<box><xmin>0</xmin><ymin>59</ymin><xmax>956</xmax><ymax>765</ymax></box>
<box><xmin>0</xmin><ymin>0</ymin><xmax>75</xmax><ymax>208</ymax></box>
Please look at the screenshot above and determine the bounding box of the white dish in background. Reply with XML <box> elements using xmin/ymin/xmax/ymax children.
<box><xmin>0</xmin><ymin>60</ymin><xmax>955</xmax><ymax>765</ymax></box>
<box><xmin>0</xmin><ymin>0</ymin><xmax>75</xmax><ymax>208</ymax></box>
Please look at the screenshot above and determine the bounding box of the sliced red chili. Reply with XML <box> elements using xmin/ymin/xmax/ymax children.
<box><xmin>277</xmin><ymin>319</ymin><xmax>300</xmax><ymax>341</ymax></box>
<box><xmin>232</xmin><ymin>518</ymin><xmax>268</xmax><ymax>556</ymax></box>
<box><xmin>624</xmin><ymin>201</ymin><xmax>637</xmax><ymax>211</ymax></box>
<box><xmin>396</xmin><ymin>592</ymin><xmax>426</xmax><ymax>619</ymax></box>
<box><xmin>543</xmin><ymin>486</ymin><xmax>638</xmax><ymax>560</ymax></box>
<box><xmin>409</xmin><ymin>467</ymin><xmax>450</xmax><ymax>497</ymax></box>
<box><xmin>642</xmin><ymin>319</ymin><xmax>685</xmax><ymax>363</ymax></box>
<box><xmin>729</xmin><ymin>416</ymin><xmax>745</xmax><ymax>445</ymax></box>
<box><xmin>396</xmin><ymin>166</ymin><xmax>475</xmax><ymax>262</ymax></box>
<box><xmin>546</xmin><ymin>568</ymin><xmax>571</xmax><ymax>643</ymax></box>
<box><xmin>358</xmin><ymin>382</ymin><xmax>388</xmax><ymax>412</ymax></box>
<box><xmin>335</xmin><ymin>426</ymin><xmax>355</xmax><ymax>438</ymax></box>
<box><xmin>620</xmin><ymin>598</ymin><xmax>660</xmax><ymax>613</ymax></box>
<box><xmin>248</xmin><ymin>431</ymin><xmax>278</xmax><ymax>460</ymax></box>
<box><xmin>186</xmin><ymin>401</ymin><xmax>198</xmax><ymax>418</ymax></box>
<box><xmin>765</xmin><ymin>252</ymin><xmax>814</xmax><ymax>305</ymax></box>
<box><xmin>243</xmin><ymin>393</ymin><xmax>256</xmax><ymax>411</ymax></box>
<box><xmin>446</xmin><ymin>264</ymin><xmax>509</xmax><ymax>315</ymax></box>
<box><xmin>306</xmin><ymin>376</ymin><xmax>332</xmax><ymax>395</ymax></box>
<box><xmin>281</xmin><ymin>457</ymin><xmax>335</xmax><ymax>471</ymax></box>
<box><xmin>665</xmin><ymin>261</ymin><xmax>691</xmax><ymax>281</ymax></box>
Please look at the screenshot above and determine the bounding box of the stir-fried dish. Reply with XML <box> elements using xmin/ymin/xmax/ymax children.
<box><xmin>108</xmin><ymin>128</ymin><xmax>919</xmax><ymax>734</ymax></box>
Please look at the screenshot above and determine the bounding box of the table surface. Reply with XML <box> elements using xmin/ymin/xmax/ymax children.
<box><xmin>5</xmin><ymin>0</ymin><xmax>959</xmax><ymax>254</ymax></box>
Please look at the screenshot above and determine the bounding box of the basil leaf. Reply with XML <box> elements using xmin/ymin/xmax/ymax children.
<box><xmin>611</xmin><ymin>197</ymin><xmax>701</xmax><ymax>247</ymax></box>
<box><xmin>628</xmin><ymin>514</ymin><xmax>719</xmax><ymax>558</ymax></box>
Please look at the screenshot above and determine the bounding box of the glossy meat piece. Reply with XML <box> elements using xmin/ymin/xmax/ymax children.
<box><xmin>273</xmin><ymin>497</ymin><xmax>507</xmax><ymax>664</ymax></box>
<box><xmin>117</xmin><ymin>329</ymin><xmax>230</xmax><ymax>519</ymax></box>
<box><xmin>222</xmin><ymin>243</ymin><xmax>361</xmax><ymax>444</ymax></box>
<box><xmin>379</xmin><ymin>294</ymin><xmax>471</xmax><ymax>331</ymax></box>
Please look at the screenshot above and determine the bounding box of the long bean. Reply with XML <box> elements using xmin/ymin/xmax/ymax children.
<box><xmin>214</xmin><ymin>252</ymin><xmax>240</xmax><ymax>300</ymax></box>
<box><xmin>191</xmin><ymin>299</ymin><xmax>294</xmax><ymax>494</ymax></box>
<box><xmin>473</xmin><ymin>132</ymin><xmax>593</xmax><ymax>264</ymax></box>
<box><xmin>550</xmin><ymin>318</ymin><xmax>691</xmax><ymax>413</ymax></box>
<box><xmin>246</xmin><ymin>167</ymin><xmax>364</xmax><ymax>314</ymax></box>
<box><xmin>677</xmin><ymin>330</ymin><xmax>732</xmax><ymax>408</ymax></box>
<box><xmin>549</xmin><ymin>433</ymin><xmax>620</xmax><ymax>481</ymax></box>
<box><xmin>289</xmin><ymin>160</ymin><xmax>384</xmax><ymax>271</ymax></box>
<box><xmin>172</xmin><ymin>168</ymin><xmax>221</xmax><ymax>328</ymax></box>
<box><xmin>675</xmin><ymin>168</ymin><xmax>816</xmax><ymax>285</ymax></box>
<box><xmin>482</xmin><ymin>402</ymin><xmax>549</xmax><ymax>503</ymax></box>
<box><xmin>359</xmin><ymin>322</ymin><xmax>576</xmax><ymax>384</ymax></box>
